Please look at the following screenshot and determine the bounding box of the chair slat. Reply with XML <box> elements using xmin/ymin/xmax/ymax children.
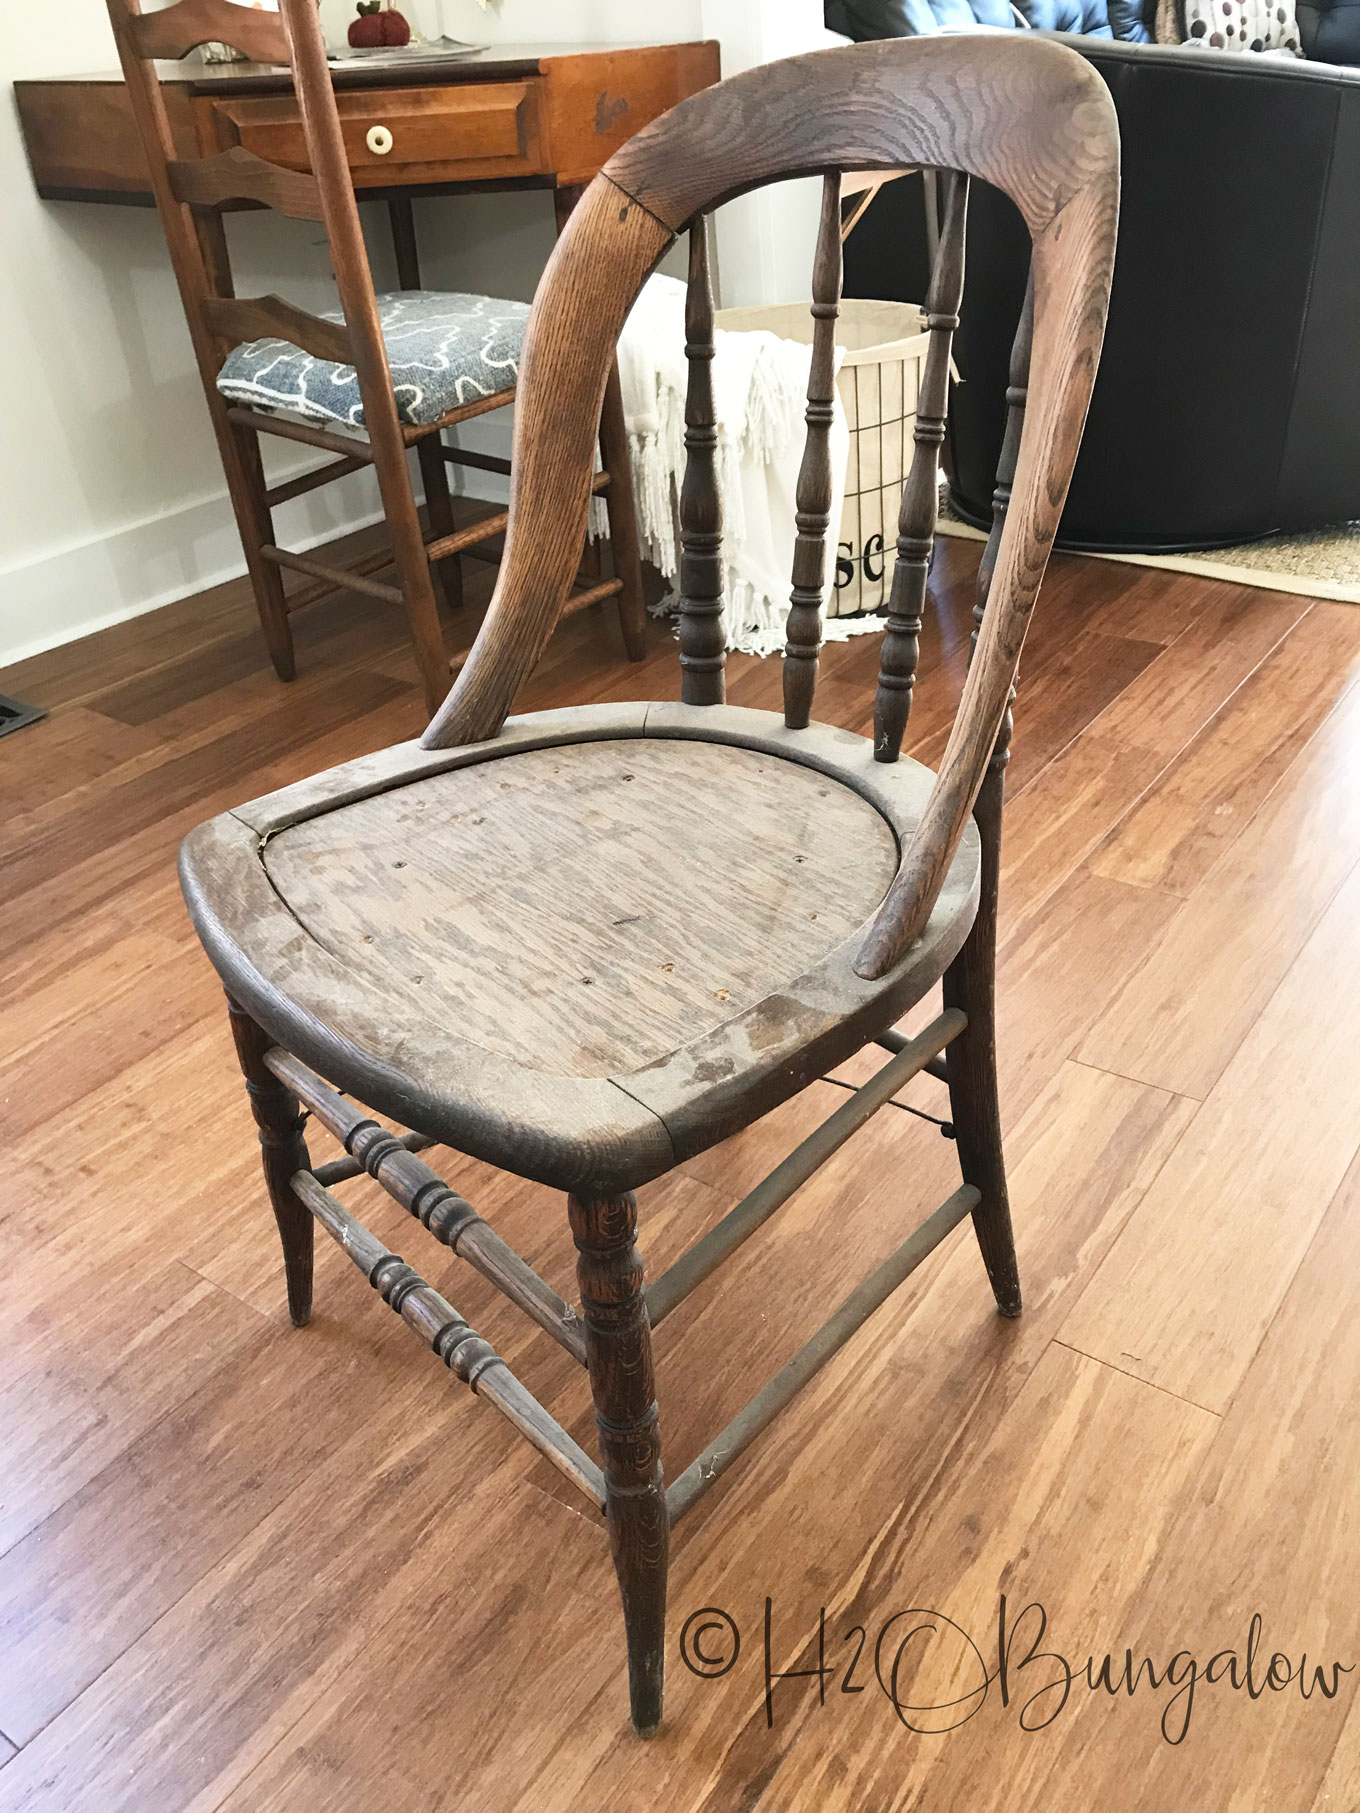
<box><xmin>782</xmin><ymin>172</ymin><xmax>843</xmax><ymax>731</ymax></box>
<box><xmin>203</xmin><ymin>293</ymin><xmax>354</xmax><ymax>366</ymax></box>
<box><xmin>168</xmin><ymin>147</ymin><xmax>324</xmax><ymax>222</ymax></box>
<box><xmin>130</xmin><ymin>0</ymin><xmax>291</xmax><ymax>64</ymax></box>
<box><xmin>873</xmin><ymin>170</ymin><xmax>968</xmax><ymax>764</ymax></box>
<box><xmin>677</xmin><ymin>218</ymin><xmax>726</xmax><ymax>706</ymax></box>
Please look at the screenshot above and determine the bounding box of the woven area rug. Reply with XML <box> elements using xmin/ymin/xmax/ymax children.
<box><xmin>935</xmin><ymin>500</ymin><xmax>1360</xmax><ymax>605</ymax></box>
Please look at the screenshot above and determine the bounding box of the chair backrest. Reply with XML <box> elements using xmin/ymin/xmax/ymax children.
<box><xmin>419</xmin><ymin>37</ymin><xmax>1120</xmax><ymax>981</ymax></box>
<box><xmin>106</xmin><ymin>0</ymin><xmax>404</xmax><ymax>440</ymax></box>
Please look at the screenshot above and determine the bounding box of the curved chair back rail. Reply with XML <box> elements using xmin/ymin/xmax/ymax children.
<box><xmin>421</xmin><ymin>33</ymin><xmax>1120</xmax><ymax>979</ymax></box>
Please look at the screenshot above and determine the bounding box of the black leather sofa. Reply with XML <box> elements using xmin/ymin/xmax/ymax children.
<box><xmin>843</xmin><ymin>39</ymin><xmax>1360</xmax><ymax>550</ymax></box>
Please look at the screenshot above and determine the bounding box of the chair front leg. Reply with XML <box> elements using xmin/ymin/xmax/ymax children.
<box><xmin>227</xmin><ymin>999</ymin><xmax>314</xmax><ymax>1327</ymax></box>
<box><xmin>567</xmin><ymin>1189</ymin><xmax>668</xmax><ymax>1735</ymax></box>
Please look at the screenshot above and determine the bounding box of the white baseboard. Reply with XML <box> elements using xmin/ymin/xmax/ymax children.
<box><xmin>0</xmin><ymin>431</ymin><xmax>510</xmax><ymax>671</ymax></box>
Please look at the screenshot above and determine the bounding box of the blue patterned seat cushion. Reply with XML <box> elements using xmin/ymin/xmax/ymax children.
<box><xmin>216</xmin><ymin>290</ymin><xmax>529</xmax><ymax>428</ymax></box>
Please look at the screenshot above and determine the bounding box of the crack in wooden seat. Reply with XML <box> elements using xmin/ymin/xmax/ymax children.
<box><xmin>178</xmin><ymin>29</ymin><xmax>1119</xmax><ymax>1741</ymax></box>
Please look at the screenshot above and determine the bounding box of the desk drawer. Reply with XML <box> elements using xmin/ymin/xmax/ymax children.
<box><xmin>209</xmin><ymin>80</ymin><xmax>543</xmax><ymax>185</ymax></box>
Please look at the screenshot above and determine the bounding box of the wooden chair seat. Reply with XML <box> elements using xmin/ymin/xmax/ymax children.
<box><xmin>180</xmin><ymin>702</ymin><xmax>981</xmax><ymax>1194</ymax></box>
<box><xmin>216</xmin><ymin>289</ymin><xmax>527</xmax><ymax>429</ymax></box>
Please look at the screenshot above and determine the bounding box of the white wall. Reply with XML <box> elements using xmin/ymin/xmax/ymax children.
<box><xmin>0</xmin><ymin>0</ymin><xmax>828</xmax><ymax>668</ymax></box>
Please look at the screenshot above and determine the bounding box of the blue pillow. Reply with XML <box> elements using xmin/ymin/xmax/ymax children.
<box><xmin>1106</xmin><ymin>0</ymin><xmax>1152</xmax><ymax>35</ymax></box>
<box><xmin>1013</xmin><ymin>0</ymin><xmax>1112</xmax><ymax>28</ymax></box>
<box><xmin>825</xmin><ymin>0</ymin><xmax>1018</xmax><ymax>28</ymax></box>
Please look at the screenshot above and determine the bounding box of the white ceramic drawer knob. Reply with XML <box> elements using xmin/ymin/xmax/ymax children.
<box><xmin>365</xmin><ymin>124</ymin><xmax>394</xmax><ymax>156</ymax></box>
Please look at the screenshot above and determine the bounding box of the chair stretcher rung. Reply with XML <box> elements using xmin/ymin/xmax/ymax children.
<box><xmin>424</xmin><ymin>475</ymin><xmax>607</xmax><ymax>564</ymax></box>
<box><xmin>265</xmin><ymin>1049</ymin><xmax>585</xmax><ymax>1365</ymax></box>
<box><xmin>225</xmin><ymin>406</ymin><xmax>374</xmax><ymax>462</ymax></box>
<box><xmin>291</xmin><ymin>1172</ymin><xmax>605</xmax><ymax>1512</ymax></box>
<box><xmin>424</xmin><ymin>509</ymin><xmax>509</xmax><ymax>563</ymax></box>
<box><xmin>645</xmin><ymin>1009</ymin><xmax>967</xmax><ymax>1327</ymax></box>
<box><xmin>283</xmin><ymin>540</ymin><xmax>401</xmax><ymax>615</ymax></box>
<box><xmin>875</xmin><ymin>1027</ymin><xmax>950</xmax><ymax>1084</ymax></box>
<box><xmin>439</xmin><ymin>445</ymin><xmax>512</xmax><ymax>477</ymax></box>
<box><xmin>402</xmin><ymin>386</ymin><xmax>516</xmax><ymax>443</ymax></box>
<box><xmin>261</xmin><ymin>545</ymin><xmax>404</xmax><ymax>607</ymax></box>
<box><xmin>312</xmin><ymin>1130</ymin><xmax>435</xmax><ymax>1187</ymax></box>
<box><xmin>264</xmin><ymin>451</ymin><xmax>371</xmax><ymax>510</ymax></box>
<box><xmin>561</xmin><ymin>576</ymin><xmax>624</xmax><ymax>615</ymax></box>
<box><xmin>665</xmin><ymin>1182</ymin><xmax>980</xmax><ymax>1526</ymax></box>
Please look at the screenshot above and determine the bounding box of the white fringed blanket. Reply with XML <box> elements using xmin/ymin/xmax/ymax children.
<box><xmin>603</xmin><ymin>275</ymin><xmax>880</xmax><ymax>656</ymax></box>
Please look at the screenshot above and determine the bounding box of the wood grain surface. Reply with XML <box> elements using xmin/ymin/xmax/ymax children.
<box><xmin>262</xmin><ymin>737</ymin><xmax>898</xmax><ymax>1076</ymax></box>
<box><xmin>3</xmin><ymin>467</ymin><xmax>1360</xmax><ymax>1801</ymax></box>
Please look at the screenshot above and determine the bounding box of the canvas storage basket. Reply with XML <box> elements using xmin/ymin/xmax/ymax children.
<box><xmin>713</xmin><ymin>299</ymin><xmax>931</xmax><ymax>618</ymax></box>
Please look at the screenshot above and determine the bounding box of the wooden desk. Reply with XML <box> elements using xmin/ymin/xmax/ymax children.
<box><xmin>14</xmin><ymin>41</ymin><xmax>721</xmax><ymax>207</ymax></box>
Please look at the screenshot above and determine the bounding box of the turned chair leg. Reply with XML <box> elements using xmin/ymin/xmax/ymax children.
<box><xmin>567</xmin><ymin>1189</ymin><xmax>668</xmax><ymax>1735</ymax></box>
<box><xmin>227</xmin><ymin>998</ymin><xmax>314</xmax><ymax>1327</ymax></box>
<box><xmin>942</xmin><ymin>763</ymin><xmax>1022</xmax><ymax>1318</ymax></box>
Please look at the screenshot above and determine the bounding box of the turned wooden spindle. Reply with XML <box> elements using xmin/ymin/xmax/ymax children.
<box><xmin>783</xmin><ymin>171</ymin><xmax>844</xmax><ymax>730</ymax></box>
<box><xmin>290</xmin><ymin>1170</ymin><xmax>606</xmax><ymax>1507</ymax></box>
<box><xmin>263</xmin><ymin>1047</ymin><xmax>586</xmax><ymax>1362</ymax></box>
<box><xmin>873</xmin><ymin>170</ymin><xmax>969</xmax><ymax>763</ymax></box>
<box><xmin>226</xmin><ymin>997</ymin><xmax>314</xmax><ymax>1326</ymax></box>
<box><xmin>677</xmin><ymin>217</ymin><xmax>726</xmax><ymax>706</ymax></box>
<box><xmin>568</xmin><ymin>1188</ymin><xmax>668</xmax><ymax>1736</ymax></box>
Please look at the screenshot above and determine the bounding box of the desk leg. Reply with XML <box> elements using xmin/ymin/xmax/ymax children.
<box><xmin>555</xmin><ymin>184</ymin><xmax>647</xmax><ymax>661</ymax></box>
<box><xmin>388</xmin><ymin>197</ymin><xmax>462</xmax><ymax>613</ymax></box>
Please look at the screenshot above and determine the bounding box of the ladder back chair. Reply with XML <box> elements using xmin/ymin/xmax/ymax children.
<box><xmin>106</xmin><ymin>0</ymin><xmax>646</xmax><ymax>713</ymax></box>
<box><xmin>179</xmin><ymin>34</ymin><xmax>1118</xmax><ymax>1735</ymax></box>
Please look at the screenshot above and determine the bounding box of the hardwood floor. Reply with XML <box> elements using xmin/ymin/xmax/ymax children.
<box><xmin>2</xmin><ymin>537</ymin><xmax>1359</xmax><ymax>1810</ymax></box>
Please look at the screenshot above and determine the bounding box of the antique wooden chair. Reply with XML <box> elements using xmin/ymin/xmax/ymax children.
<box><xmin>106</xmin><ymin>0</ymin><xmax>646</xmax><ymax>713</ymax></box>
<box><xmin>179</xmin><ymin>34</ymin><xmax>1118</xmax><ymax>1734</ymax></box>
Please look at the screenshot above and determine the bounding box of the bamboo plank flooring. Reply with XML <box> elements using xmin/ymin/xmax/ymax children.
<box><xmin>2</xmin><ymin>535</ymin><xmax>1359</xmax><ymax>1810</ymax></box>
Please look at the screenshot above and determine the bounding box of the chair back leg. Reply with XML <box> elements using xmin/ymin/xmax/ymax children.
<box><xmin>940</xmin><ymin>281</ymin><xmax>1032</xmax><ymax>1319</ymax></box>
<box><xmin>414</xmin><ymin>434</ymin><xmax>465</xmax><ymax>614</ymax></box>
<box><xmin>388</xmin><ymin>198</ymin><xmax>465</xmax><ymax>619</ymax></box>
<box><xmin>367</xmin><ymin>440</ymin><xmax>453</xmax><ymax>713</ymax></box>
<box><xmin>567</xmin><ymin>1189</ymin><xmax>668</xmax><ymax>1734</ymax></box>
<box><xmin>597</xmin><ymin>366</ymin><xmax>648</xmax><ymax>661</ymax></box>
<box><xmin>942</xmin><ymin>766</ymin><xmax>1021</xmax><ymax>1318</ymax></box>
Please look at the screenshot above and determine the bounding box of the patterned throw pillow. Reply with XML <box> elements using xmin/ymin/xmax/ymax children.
<box><xmin>1180</xmin><ymin>0</ymin><xmax>1302</xmax><ymax>50</ymax></box>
